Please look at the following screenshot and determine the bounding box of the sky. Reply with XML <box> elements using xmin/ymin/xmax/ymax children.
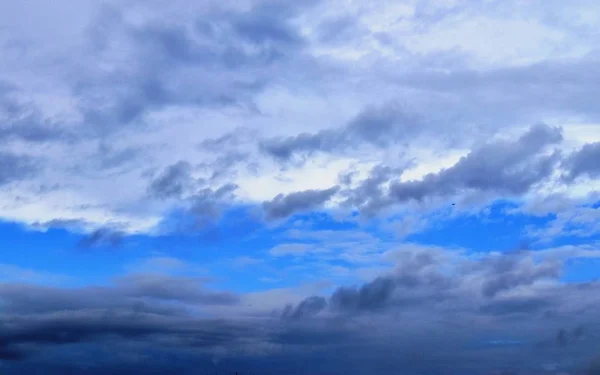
<box><xmin>1</xmin><ymin>0</ymin><xmax>600</xmax><ymax>374</ymax></box>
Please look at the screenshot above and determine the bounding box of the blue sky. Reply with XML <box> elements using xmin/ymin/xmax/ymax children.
<box><xmin>1</xmin><ymin>0</ymin><xmax>600</xmax><ymax>374</ymax></box>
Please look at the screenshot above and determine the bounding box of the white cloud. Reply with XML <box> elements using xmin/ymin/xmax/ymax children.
<box><xmin>268</xmin><ymin>243</ymin><xmax>329</xmax><ymax>257</ymax></box>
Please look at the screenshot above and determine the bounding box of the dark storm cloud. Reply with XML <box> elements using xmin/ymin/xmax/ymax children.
<box><xmin>562</xmin><ymin>142</ymin><xmax>600</xmax><ymax>181</ymax></box>
<box><xmin>0</xmin><ymin>276</ymin><xmax>253</xmax><ymax>365</ymax></box>
<box><xmin>0</xmin><ymin>152</ymin><xmax>38</xmax><ymax>185</ymax></box>
<box><xmin>263</xmin><ymin>186</ymin><xmax>340</xmax><ymax>220</ymax></box>
<box><xmin>0</xmin><ymin>276</ymin><xmax>246</xmax><ymax>362</ymax></box>
<box><xmin>0</xmin><ymin>312</ymin><xmax>256</xmax><ymax>362</ymax></box>
<box><xmin>0</xmin><ymin>247</ymin><xmax>598</xmax><ymax>373</ymax></box>
<box><xmin>260</xmin><ymin>101</ymin><xmax>418</xmax><ymax>160</ymax></box>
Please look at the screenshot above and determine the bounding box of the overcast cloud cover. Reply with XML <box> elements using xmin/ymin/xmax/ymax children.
<box><xmin>1</xmin><ymin>0</ymin><xmax>600</xmax><ymax>373</ymax></box>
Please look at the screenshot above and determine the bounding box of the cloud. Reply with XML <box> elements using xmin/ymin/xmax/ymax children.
<box><xmin>187</xmin><ymin>183</ymin><xmax>239</xmax><ymax>225</ymax></box>
<box><xmin>281</xmin><ymin>296</ymin><xmax>327</xmax><ymax>319</ymax></box>
<box><xmin>0</xmin><ymin>152</ymin><xmax>38</xmax><ymax>185</ymax></box>
<box><xmin>2</xmin><ymin>1</ymin><xmax>600</xmax><ymax>372</ymax></box>
<box><xmin>527</xmin><ymin>205</ymin><xmax>600</xmax><ymax>241</ymax></box>
<box><xmin>77</xmin><ymin>228</ymin><xmax>125</xmax><ymax>249</ymax></box>
<box><xmin>113</xmin><ymin>273</ymin><xmax>239</xmax><ymax>305</ymax></box>
<box><xmin>0</xmin><ymin>0</ymin><xmax>598</xmax><ymax>233</ymax></box>
<box><xmin>148</xmin><ymin>161</ymin><xmax>194</xmax><ymax>199</ymax></box>
<box><xmin>0</xmin><ymin>85</ymin><xmax>72</xmax><ymax>144</ymax></box>
<box><xmin>263</xmin><ymin>186</ymin><xmax>339</xmax><ymax>220</ymax></box>
<box><xmin>260</xmin><ymin>101</ymin><xmax>419</xmax><ymax>161</ymax></box>
<box><xmin>329</xmin><ymin>276</ymin><xmax>396</xmax><ymax>312</ymax></box>
<box><xmin>562</xmin><ymin>142</ymin><xmax>600</xmax><ymax>181</ymax></box>
<box><xmin>277</xmin><ymin>243</ymin><xmax>595</xmax><ymax>321</ymax></box>
<box><xmin>0</xmin><ymin>272</ymin><xmax>238</xmax><ymax>321</ymax></box>
<box><xmin>343</xmin><ymin>123</ymin><xmax>564</xmax><ymax>214</ymax></box>
<box><xmin>0</xmin><ymin>311</ymin><xmax>256</xmax><ymax>363</ymax></box>
<box><xmin>0</xmin><ymin>244</ymin><xmax>598</xmax><ymax>372</ymax></box>
<box><xmin>74</xmin><ymin>0</ymin><xmax>321</xmax><ymax>136</ymax></box>
<box><xmin>476</xmin><ymin>253</ymin><xmax>561</xmax><ymax>297</ymax></box>
<box><xmin>268</xmin><ymin>243</ymin><xmax>326</xmax><ymax>257</ymax></box>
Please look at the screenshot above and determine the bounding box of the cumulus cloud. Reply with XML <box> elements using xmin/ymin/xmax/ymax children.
<box><xmin>342</xmin><ymin>123</ymin><xmax>564</xmax><ymax>214</ymax></box>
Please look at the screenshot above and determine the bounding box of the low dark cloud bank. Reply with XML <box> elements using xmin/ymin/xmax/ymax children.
<box><xmin>0</xmin><ymin>247</ymin><xmax>598</xmax><ymax>374</ymax></box>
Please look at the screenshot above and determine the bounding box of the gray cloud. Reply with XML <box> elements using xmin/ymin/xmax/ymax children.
<box><xmin>478</xmin><ymin>295</ymin><xmax>554</xmax><ymax>316</ymax></box>
<box><xmin>340</xmin><ymin>163</ymin><xmax>409</xmax><ymax>216</ymax></box>
<box><xmin>260</xmin><ymin>101</ymin><xmax>419</xmax><ymax>161</ymax></box>
<box><xmin>343</xmin><ymin>124</ymin><xmax>563</xmax><ymax>214</ymax></box>
<box><xmin>281</xmin><ymin>244</ymin><xmax>587</xmax><ymax>321</ymax></box>
<box><xmin>263</xmin><ymin>186</ymin><xmax>339</xmax><ymax>220</ymax></box>
<box><xmin>113</xmin><ymin>273</ymin><xmax>240</xmax><ymax>305</ymax></box>
<box><xmin>187</xmin><ymin>183</ymin><xmax>238</xmax><ymax>224</ymax></box>
<box><xmin>31</xmin><ymin>218</ymin><xmax>89</xmax><ymax>231</ymax></box>
<box><xmin>94</xmin><ymin>143</ymin><xmax>142</xmax><ymax>171</ymax></box>
<box><xmin>197</xmin><ymin>129</ymin><xmax>259</xmax><ymax>182</ymax></box>
<box><xmin>0</xmin><ymin>312</ymin><xmax>256</xmax><ymax>363</ymax></box>
<box><xmin>0</xmin><ymin>86</ymin><xmax>72</xmax><ymax>144</ymax></box>
<box><xmin>74</xmin><ymin>0</ymin><xmax>323</xmax><ymax>136</ymax></box>
<box><xmin>0</xmin><ymin>152</ymin><xmax>38</xmax><ymax>185</ymax></box>
<box><xmin>148</xmin><ymin>161</ymin><xmax>194</xmax><ymax>199</ymax></box>
<box><xmin>0</xmin><ymin>273</ymin><xmax>237</xmax><ymax>316</ymax></box>
<box><xmin>390</xmin><ymin>56</ymin><xmax>600</xmax><ymax>124</ymax></box>
<box><xmin>281</xmin><ymin>296</ymin><xmax>327</xmax><ymax>319</ymax></box>
<box><xmin>329</xmin><ymin>276</ymin><xmax>396</xmax><ymax>312</ymax></box>
<box><xmin>562</xmin><ymin>142</ymin><xmax>600</xmax><ymax>181</ymax></box>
